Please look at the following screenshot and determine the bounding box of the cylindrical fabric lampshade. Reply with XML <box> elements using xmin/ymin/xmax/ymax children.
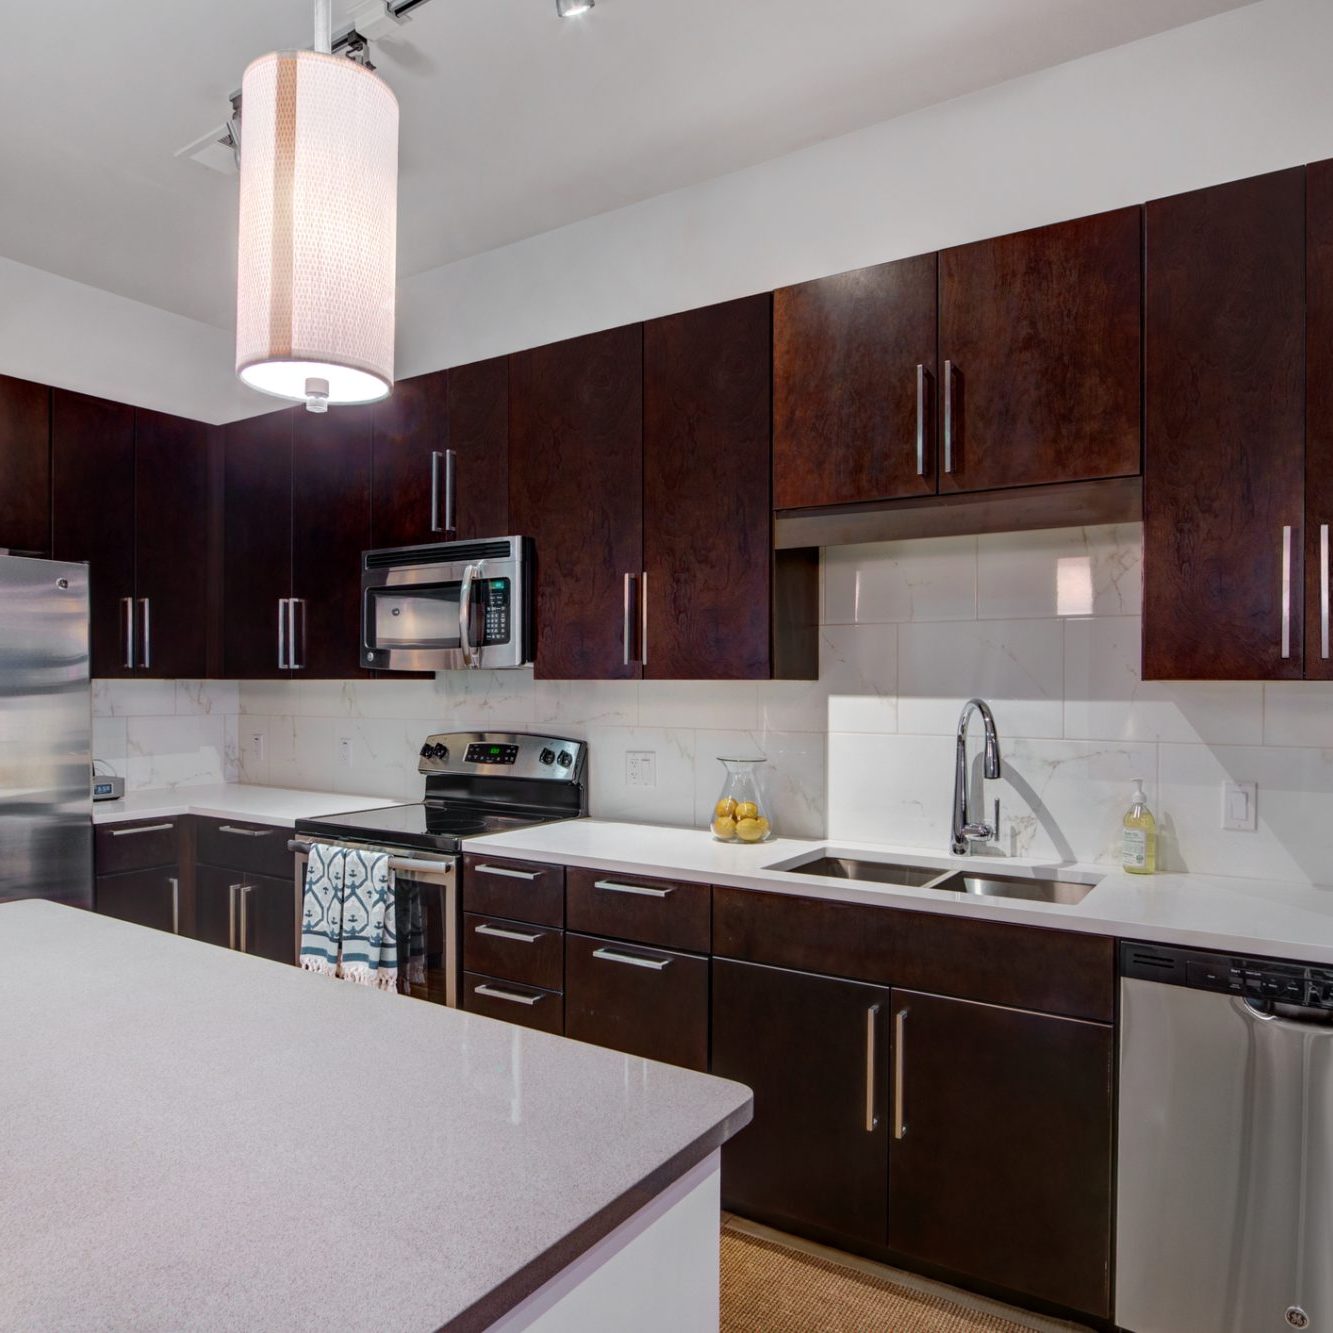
<box><xmin>236</xmin><ymin>50</ymin><xmax>399</xmax><ymax>408</ymax></box>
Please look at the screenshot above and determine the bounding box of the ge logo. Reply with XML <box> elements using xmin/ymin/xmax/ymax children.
<box><xmin>1285</xmin><ymin>1307</ymin><xmax>1310</xmax><ymax>1329</ymax></box>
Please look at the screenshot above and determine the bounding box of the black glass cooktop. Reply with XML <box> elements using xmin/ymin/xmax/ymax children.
<box><xmin>295</xmin><ymin>802</ymin><xmax>553</xmax><ymax>853</ymax></box>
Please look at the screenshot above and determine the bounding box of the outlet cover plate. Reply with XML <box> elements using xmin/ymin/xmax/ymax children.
<box><xmin>626</xmin><ymin>751</ymin><xmax>656</xmax><ymax>788</ymax></box>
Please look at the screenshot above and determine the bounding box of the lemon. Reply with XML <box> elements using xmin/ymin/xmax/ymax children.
<box><xmin>712</xmin><ymin>816</ymin><xmax>737</xmax><ymax>839</ymax></box>
<box><xmin>735</xmin><ymin>801</ymin><xmax>759</xmax><ymax>821</ymax></box>
<box><xmin>735</xmin><ymin>817</ymin><xmax>765</xmax><ymax>842</ymax></box>
<box><xmin>755</xmin><ymin>817</ymin><xmax>771</xmax><ymax>835</ymax></box>
<box><xmin>715</xmin><ymin>797</ymin><xmax>737</xmax><ymax>819</ymax></box>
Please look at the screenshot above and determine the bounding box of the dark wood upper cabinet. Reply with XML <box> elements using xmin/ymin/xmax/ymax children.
<box><xmin>51</xmin><ymin>389</ymin><xmax>136</xmax><ymax>678</ymax></box>
<box><xmin>371</xmin><ymin>369</ymin><xmax>447</xmax><ymax>549</ymax></box>
<box><xmin>0</xmin><ymin>374</ymin><xmax>51</xmax><ymax>556</ymax></box>
<box><xmin>292</xmin><ymin>404</ymin><xmax>373</xmax><ymax>678</ymax></box>
<box><xmin>1144</xmin><ymin>168</ymin><xmax>1306</xmax><ymax>680</ymax></box>
<box><xmin>509</xmin><ymin>325</ymin><xmax>643</xmax><ymax>680</ymax></box>
<box><xmin>1307</xmin><ymin>159</ymin><xmax>1333</xmax><ymax>680</ymax></box>
<box><xmin>712</xmin><ymin>958</ymin><xmax>890</xmax><ymax>1249</ymax></box>
<box><xmin>448</xmin><ymin>356</ymin><xmax>509</xmax><ymax>540</ymax></box>
<box><xmin>644</xmin><ymin>295</ymin><xmax>776</xmax><ymax>679</ymax></box>
<box><xmin>937</xmin><ymin>207</ymin><xmax>1142</xmax><ymax>493</ymax></box>
<box><xmin>886</xmin><ymin>990</ymin><xmax>1113</xmax><ymax>1319</ymax></box>
<box><xmin>222</xmin><ymin>409</ymin><xmax>293</xmax><ymax>679</ymax></box>
<box><xmin>134</xmin><ymin>410</ymin><xmax>210</xmax><ymax>679</ymax></box>
<box><xmin>774</xmin><ymin>255</ymin><xmax>938</xmax><ymax>508</ymax></box>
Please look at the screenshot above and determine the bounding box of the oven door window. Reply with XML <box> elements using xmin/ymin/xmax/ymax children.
<box><xmin>368</xmin><ymin>582</ymin><xmax>467</xmax><ymax>651</ymax></box>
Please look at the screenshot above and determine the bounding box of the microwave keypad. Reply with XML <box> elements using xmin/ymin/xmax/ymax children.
<box><xmin>482</xmin><ymin>579</ymin><xmax>510</xmax><ymax>645</ymax></box>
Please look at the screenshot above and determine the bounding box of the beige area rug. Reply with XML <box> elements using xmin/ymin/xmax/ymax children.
<box><xmin>720</xmin><ymin>1222</ymin><xmax>1042</xmax><ymax>1333</ymax></box>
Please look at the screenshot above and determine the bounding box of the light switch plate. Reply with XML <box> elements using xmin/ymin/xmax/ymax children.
<box><xmin>338</xmin><ymin>736</ymin><xmax>355</xmax><ymax>768</ymax></box>
<box><xmin>1221</xmin><ymin>781</ymin><xmax>1257</xmax><ymax>832</ymax></box>
<box><xmin>248</xmin><ymin>731</ymin><xmax>265</xmax><ymax>762</ymax></box>
<box><xmin>626</xmin><ymin>751</ymin><xmax>656</xmax><ymax>788</ymax></box>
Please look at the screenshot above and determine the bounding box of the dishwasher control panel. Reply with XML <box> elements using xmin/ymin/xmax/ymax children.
<box><xmin>1122</xmin><ymin>941</ymin><xmax>1333</xmax><ymax>1010</ymax></box>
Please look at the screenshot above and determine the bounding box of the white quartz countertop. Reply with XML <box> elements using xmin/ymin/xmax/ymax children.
<box><xmin>91</xmin><ymin>783</ymin><xmax>400</xmax><ymax>828</ymax></box>
<box><xmin>0</xmin><ymin>900</ymin><xmax>751</xmax><ymax>1332</ymax></box>
<box><xmin>463</xmin><ymin>819</ymin><xmax>1333</xmax><ymax>966</ymax></box>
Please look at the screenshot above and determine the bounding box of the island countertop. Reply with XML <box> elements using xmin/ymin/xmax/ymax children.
<box><xmin>0</xmin><ymin>900</ymin><xmax>752</xmax><ymax>1331</ymax></box>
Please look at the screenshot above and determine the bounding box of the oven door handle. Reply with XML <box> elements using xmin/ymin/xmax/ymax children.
<box><xmin>458</xmin><ymin>561</ymin><xmax>481</xmax><ymax>669</ymax></box>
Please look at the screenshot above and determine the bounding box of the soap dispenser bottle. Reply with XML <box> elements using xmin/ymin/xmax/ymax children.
<box><xmin>1122</xmin><ymin>780</ymin><xmax>1157</xmax><ymax>875</ymax></box>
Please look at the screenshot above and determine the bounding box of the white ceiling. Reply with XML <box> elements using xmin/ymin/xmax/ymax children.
<box><xmin>0</xmin><ymin>0</ymin><xmax>1254</xmax><ymax>331</ymax></box>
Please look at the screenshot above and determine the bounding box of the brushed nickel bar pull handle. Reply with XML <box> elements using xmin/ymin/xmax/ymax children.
<box><xmin>865</xmin><ymin>1004</ymin><xmax>880</xmax><ymax>1132</ymax></box>
<box><xmin>444</xmin><ymin>449</ymin><xmax>457</xmax><ymax>535</ymax></box>
<box><xmin>942</xmin><ymin>360</ymin><xmax>955</xmax><ymax>474</ymax></box>
<box><xmin>139</xmin><ymin>598</ymin><xmax>151</xmax><ymax>670</ymax></box>
<box><xmin>622</xmin><ymin>573</ymin><xmax>635</xmax><ymax>667</ymax></box>
<box><xmin>110</xmin><ymin>823</ymin><xmax>175</xmax><ymax>837</ymax></box>
<box><xmin>474</xmin><ymin>863</ymin><xmax>540</xmax><ymax>880</ymax></box>
<box><xmin>475</xmin><ymin>923</ymin><xmax>544</xmax><ymax>944</ymax></box>
<box><xmin>1322</xmin><ymin>523</ymin><xmax>1330</xmax><ymax>660</ymax></box>
<box><xmin>228</xmin><ymin>883</ymin><xmax>238</xmax><ymax>950</ymax></box>
<box><xmin>122</xmin><ymin>597</ymin><xmax>135</xmax><ymax>670</ymax></box>
<box><xmin>594</xmin><ymin>878</ymin><xmax>673</xmax><ymax>899</ymax></box>
<box><xmin>169</xmin><ymin>876</ymin><xmax>180</xmax><ymax>935</ymax></box>
<box><xmin>640</xmin><ymin>570</ymin><xmax>649</xmax><ymax>667</ymax></box>
<box><xmin>289</xmin><ymin>598</ymin><xmax>306</xmax><ymax>671</ymax></box>
<box><xmin>218</xmin><ymin>825</ymin><xmax>274</xmax><ymax>837</ymax></box>
<box><xmin>239</xmin><ymin>884</ymin><xmax>253</xmax><ymax>954</ymax></box>
<box><xmin>915</xmin><ymin>364</ymin><xmax>927</xmax><ymax>477</ymax></box>
<box><xmin>1281</xmin><ymin>525</ymin><xmax>1293</xmax><ymax>660</ymax></box>
<box><xmin>893</xmin><ymin>1006</ymin><xmax>909</xmax><ymax>1140</ymax></box>
<box><xmin>430</xmin><ymin>451</ymin><xmax>443</xmax><ymax>533</ymax></box>
<box><xmin>592</xmin><ymin>947</ymin><xmax>671</xmax><ymax>971</ymax></box>
<box><xmin>475</xmin><ymin>983</ymin><xmax>541</xmax><ymax>1007</ymax></box>
<box><xmin>277</xmin><ymin>598</ymin><xmax>289</xmax><ymax>670</ymax></box>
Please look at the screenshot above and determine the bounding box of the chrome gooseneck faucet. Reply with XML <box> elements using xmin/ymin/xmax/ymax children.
<box><xmin>951</xmin><ymin>698</ymin><xmax>1002</xmax><ymax>855</ymax></box>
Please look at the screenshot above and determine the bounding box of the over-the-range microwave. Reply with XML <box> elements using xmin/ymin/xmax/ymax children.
<box><xmin>360</xmin><ymin>536</ymin><xmax>534</xmax><ymax>672</ymax></box>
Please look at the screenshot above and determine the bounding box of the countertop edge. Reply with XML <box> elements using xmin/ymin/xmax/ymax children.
<box><xmin>444</xmin><ymin>1098</ymin><xmax>753</xmax><ymax>1333</ymax></box>
<box><xmin>91</xmin><ymin>785</ymin><xmax>400</xmax><ymax>829</ymax></box>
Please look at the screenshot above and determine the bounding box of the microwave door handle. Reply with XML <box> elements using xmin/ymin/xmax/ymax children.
<box><xmin>458</xmin><ymin>562</ymin><xmax>479</xmax><ymax>669</ymax></box>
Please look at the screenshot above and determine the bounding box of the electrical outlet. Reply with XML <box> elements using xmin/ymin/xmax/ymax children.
<box><xmin>247</xmin><ymin>731</ymin><xmax>265</xmax><ymax>762</ymax></box>
<box><xmin>1221</xmin><ymin>781</ymin><xmax>1257</xmax><ymax>831</ymax></box>
<box><xmin>626</xmin><ymin>751</ymin><xmax>656</xmax><ymax>788</ymax></box>
<box><xmin>337</xmin><ymin>736</ymin><xmax>355</xmax><ymax>769</ymax></box>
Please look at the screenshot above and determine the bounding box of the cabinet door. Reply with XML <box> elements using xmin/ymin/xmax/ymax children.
<box><xmin>1144</xmin><ymin>169</ymin><xmax>1306</xmax><ymax>680</ymax></box>
<box><xmin>774</xmin><ymin>255</ymin><xmax>938</xmax><ymax>508</ymax></box>
<box><xmin>96</xmin><ymin>868</ymin><xmax>182</xmax><ymax>936</ymax></box>
<box><xmin>51</xmin><ymin>389</ymin><xmax>136</xmax><ymax>677</ymax></box>
<box><xmin>711</xmin><ymin>958</ymin><xmax>890</xmax><ymax>1247</ymax></box>
<box><xmin>565</xmin><ymin>932</ymin><xmax>708</xmax><ymax>1071</ymax></box>
<box><xmin>134</xmin><ymin>410</ymin><xmax>210</xmax><ymax>678</ymax></box>
<box><xmin>292</xmin><ymin>404</ymin><xmax>373</xmax><ymax>678</ymax></box>
<box><xmin>371</xmin><ymin>370</ymin><xmax>447</xmax><ymax>549</ymax></box>
<box><xmin>1307</xmin><ymin>160</ymin><xmax>1333</xmax><ymax>679</ymax></box>
<box><xmin>448</xmin><ymin>355</ymin><xmax>508</xmax><ymax>540</ymax></box>
<box><xmin>509</xmin><ymin>325</ymin><xmax>643</xmax><ymax>679</ymax></box>
<box><xmin>222</xmin><ymin>410</ymin><xmax>293</xmax><ymax>678</ymax></box>
<box><xmin>887</xmin><ymin>990</ymin><xmax>1113</xmax><ymax>1318</ymax></box>
<box><xmin>0</xmin><ymin>374</ymin><xmax>50</xmax><ymax>555</ymax></box>
<box><xmin>644</xmin><ymin>295</ymin><xmax>774</xmax><ymax>679</ymax></box>
<box><xmin>239</xmin><ymin>871</ymin><xmax>298</xmax><ymax>965</ymax></box>
<box><xmin>194</xmin><ymin>863</ymin><xmax>240</xmax><ymax>949</ymax></box>
<box><xmin>938</xmin><ymin>207</ymin><xmax>1141</xmax><ymax>493</ymax></box>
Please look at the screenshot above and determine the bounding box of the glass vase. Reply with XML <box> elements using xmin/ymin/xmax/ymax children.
<box><xmin>710</xmin><ymin>756</ymin><xmax>774</xmax><ymax>843</ymax></box>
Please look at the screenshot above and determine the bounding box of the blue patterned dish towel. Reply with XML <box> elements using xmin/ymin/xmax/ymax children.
<box><xmin>300</xmin><ymin>845</ymin><xmax>403</xmax><ymax>991</ymax></box>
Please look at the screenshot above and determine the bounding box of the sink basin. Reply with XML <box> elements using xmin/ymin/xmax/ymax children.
<box><xmin>783</xmin><ymin>854</ymin><xmax>950</xmax><ymax>889</ymax></box>
<box><xmin>932</xmin><ymin>870</ymin><xmax>1097</xmax><ymax>906</ymax></box>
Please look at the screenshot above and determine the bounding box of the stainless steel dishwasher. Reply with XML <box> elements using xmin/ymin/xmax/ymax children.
<box><xmin>1117</xmin><ymin>940</ymin><xmax>1333</xmax><ymax>1333</ymax></box>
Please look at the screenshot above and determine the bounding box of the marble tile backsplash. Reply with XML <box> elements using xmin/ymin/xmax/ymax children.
<box><xmin>91</xmin><ymin>523</ymin><xmax>1333</xmax><ymax>883</ymax></box>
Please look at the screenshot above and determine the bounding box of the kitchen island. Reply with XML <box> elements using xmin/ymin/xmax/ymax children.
<box><xmin>0</xmin><ymin>900</ymin><xmax>751</xmax><ymax>1331</ymax></box>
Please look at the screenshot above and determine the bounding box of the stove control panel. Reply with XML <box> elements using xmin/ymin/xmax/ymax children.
<box><xmin>464</xmin><ymin>742</ymin><xmax>520</xmax><ymax>765</ymax></box>
<box><xmin>418</xmin><ymin>731</ymin><xmax>586</xmax><ymax>783</ymax></box>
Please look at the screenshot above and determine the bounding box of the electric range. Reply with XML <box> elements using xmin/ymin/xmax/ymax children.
<box><xmin>291</xmin><ymin>731</ymin><xmax>587</xmax><ymax>1006</ymax></box>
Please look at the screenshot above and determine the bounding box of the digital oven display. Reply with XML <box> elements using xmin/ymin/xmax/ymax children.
<box><xmin>465</xmin><ymin>742</ymin><xmax>520</xmax><ymax>765</ymax></box>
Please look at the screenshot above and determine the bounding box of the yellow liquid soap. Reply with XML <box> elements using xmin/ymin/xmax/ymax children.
<box><xmin>1122</xmin><ymin>780</ymin><xmax>1157</xmax><ymax>875</ymax></box>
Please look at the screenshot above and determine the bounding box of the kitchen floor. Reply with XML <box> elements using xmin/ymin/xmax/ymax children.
<box><xmin>720</xmin><ymin>1215</ymin><xmax>1089</xmax><ymax>1333</ymax></box>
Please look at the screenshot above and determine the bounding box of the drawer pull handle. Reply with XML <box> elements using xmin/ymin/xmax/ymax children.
<box><xmin>218</xmin><ymin>825</ymin><xmax>274</xmax><ymax>838</ymax></box>
<box><xmin>109</xmin><ymin>823</ymin><xmax>174</xmax><ymax>837</ymax></box>
<box><xmin>893</xmin><ymin>1006</ymin><xmax>909</xmax><ymax>1141</ymax></box>
<box><xmin>475</xmin><ymin>923</ymin><xmax>543</xmax><ymax>944</ymax></box>
<box><xmin>593</xmin><ymin>879</ymin><xmax>673</xmax><ymax>899</ymax></box>
<box><xmin>475</xmin><ymin>983</ymin><xmax>542</xmax><ymax>1007</ymax></box>
<box><xmin>865</xmin><ymin>1004</ymin><xmax>879</xmax><ymax>1133</ymax></box>
<box><xmin>474</xmin><ymin>864</ymin><xmax>541</xmax><ymax>880</ymax></box>
<box><xmin>169</xmin><ymin>876</ymin><xmax>180</xmax><ymax>936</ymax></box>
<box><xmin>592</xmin><ymin>947</ymin><xmax>671</xmax><ymax>971</ymax></box>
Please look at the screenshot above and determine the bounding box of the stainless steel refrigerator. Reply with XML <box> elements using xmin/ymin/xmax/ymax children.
<box><xmin>0</xmin><ymin>555</ymin><xmax>91</xmax><ymax>909</ymax></box>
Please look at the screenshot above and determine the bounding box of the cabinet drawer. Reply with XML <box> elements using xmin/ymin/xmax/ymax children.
<box><xmin>94</xmin><ymin>818</ymin><xmax>181</xmax><ymax>875</ymax></box>
<box><xmin>463</xmin><ymin>855</ymin><xmax>564</xmax><ymax>927</ymax></box>
<box><xmin>463</xmin><ymin>913</ymin><xmax>564</xmax><ymax>992</ymax></box>
<box><xmin>713</xmin><ymin>887</ymin><xmax>1114</xmax><ymax>1023</ymax></box>
<box><xmin>195</xmin><ymin>816</ymin><xmax>293</xmax><ymax>879</ymax></box>
<box><xmin>95</xmin><ymin>868</ymin><xmax>183</xmax><ymax>936</ymax></box>
<box><xmin>564</xmin><ymin>932</ymin><xmax>709</xmax><ymax>1072</ymax></box>
<box><xmin>462</xmin><ymin>971</ymin><xmax>564</xmax><ymax>1036</ymax></box>
<box><xmin>566</xmin><ymin>867</ymin><xmax>709</xmax><ymax>953</ymax></box>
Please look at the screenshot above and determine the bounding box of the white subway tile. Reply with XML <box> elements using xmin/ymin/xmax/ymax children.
<box><xmin>175</xmin><ymin>680</ymin><xmax>240</xmax><ymax>716</ymax></box>
<box><xmin>91</xmin><ymin>717</ymin><xmax>128</xmax><ymax>775</ymax></box>
<box><xmin>92</xmin><ymin>679</ymin><xmax>178</xmax><ymax>718</ymax></box>
<box><xmin>827</xmin><ymin>732</ymin><xmax>954</xmax><ymax>849</ymax></box>
<box><xmin>124</xmin><ymin>715</ymin><xmax>228</xmax><ymax>791</ymax></box>
<box><xmin>638</xmin><ymin>679</ymin><xmax>759</xmax><ymax>731</ymax></box>
<box><xmin>534</xmin><ymin>679</ymin><xmax>639</xmax><ymax>729</ymax></box>
<box><xmin>820</xmin><ymin>623</ymin><xmax>897</xmax><ymax>734</ymax></box>
<box><xmin>823</xmin><ymin>537</ymin><xmax>977</xmax><ymax>625</ymax></box>
<box><xmin>1264</xmin><ymin>681</ymin><xmax>1333</xmax><ymax>748</ymax></box>
<box><xmin>977</xmin><ymin>524</ymin><xmax>1142</xmax><ymax>619</ymax></box>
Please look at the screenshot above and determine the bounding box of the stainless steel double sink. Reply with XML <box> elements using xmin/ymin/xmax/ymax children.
<box><xmin>770</xmin><ymin>851</ymin><xmax>1099</xmax><ymax>905</ymax></box>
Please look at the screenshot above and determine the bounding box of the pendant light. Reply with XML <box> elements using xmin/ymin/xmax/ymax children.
<box><xmin>235</xmin><ymin>0</ymin><xmax>400</xmax><ymax>412</ymax></box>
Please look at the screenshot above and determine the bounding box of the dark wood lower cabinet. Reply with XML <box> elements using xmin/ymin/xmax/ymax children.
<box><xmin>711</xmin><ymin>958</ymin><xmax>891</xmax><ymax>1247</ymax></box>
<box><xmin>886</xmin><ymin>989</ymin><xmax>1113</xmax><ymax>1319</ymax></box>
<box><xmin>95</xmin><ymin>868</ymin><xmax>182</xmax><ymax>936</ymax></box>
<box><xmin>564</xmin><ymin>932</ymin><xmax>709</xmax><ymax>1071</ymax></box>
<box><xmin>462</xmin><ymin>971</ymin><xmax>564</xmax><ymax>1035</ymax></box>
<box><xmin>193</xmin><ymin>862</ymin><xmax>296</xmax><ymax>964</ymax></box>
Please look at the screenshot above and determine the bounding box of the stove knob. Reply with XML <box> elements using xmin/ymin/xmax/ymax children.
<box><xmin>431</xmin><ymin>743</ymin><xmax>449</xmax><ymax>762</ymax></box>
<box><xmin>540</xmin><ymin>748</ymin><xmax>556</xmax><ymax>766</ymax></box>
<box><xmin>557</xmin><ymin>750</ymin><xmax>573</xmax><ymax>768</ymax></box>
<box><xmin>419</xmin><ymin>743</ymin><xmax>433</xmax><ymax>759</ymax></box>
